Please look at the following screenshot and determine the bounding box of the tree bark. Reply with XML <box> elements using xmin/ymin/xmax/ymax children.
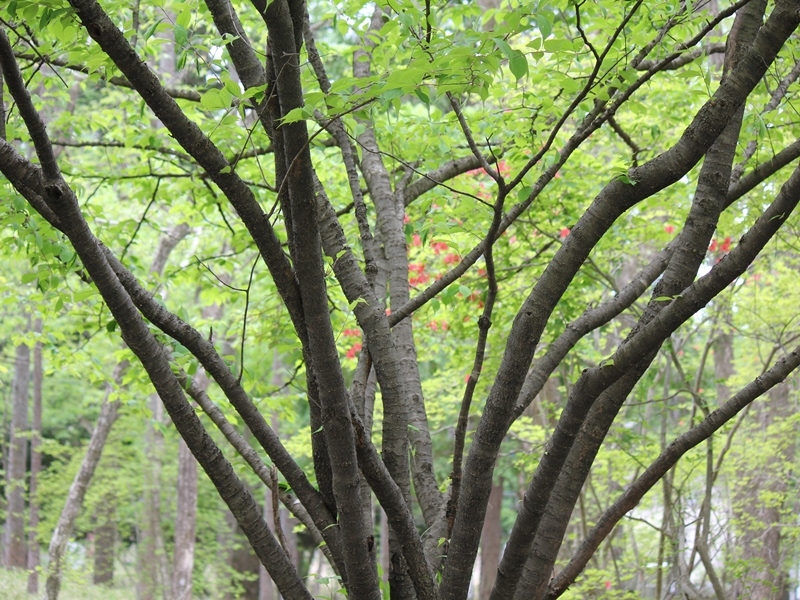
<box><xmin>228</xmin><ymin>517</ymin><xmax>261</xmax><ymax>600</ymax></box>
<box><xmin>4</xmin><ymin>323</ymin><xmax>30</xmax><ymax>569</ymax></box>
<box><xmin>27</xmin><ymin>319</ymin><xmax>43</xmax><ymax>592</ymax></box>
<box><xmin>93</xmin><ymin>500</ymin><xmax>115</xmax><ymax>585</ymax></box>
<box><xmin>171</xmin><ymin>437</ymin><xmax>198</xmax><ymax>600</ymax></box>
<box><xmin>139</xmin><ymin>393</ymin><xmax>167</xmax><ymax>600</ymax></box>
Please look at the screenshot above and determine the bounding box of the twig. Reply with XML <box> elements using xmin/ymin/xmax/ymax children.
<box><xmin>271</xmin><ymin>465</ymin><xmax>291</xmax><ymax>557</ymax></box>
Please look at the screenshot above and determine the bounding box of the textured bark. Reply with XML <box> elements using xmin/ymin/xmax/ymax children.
<box><xmin>93</xmin><ymin>500</ymin><xmax>116</xmax><ymax>585</ymax></box>
<box><xmin>229</xmin><ymin>520</ymin><xmax>262</xmax><ymax>600</ymax></box>
<box><xmin>4</xmin><ymin>329</ymin><xmax>30</xmax><ymax>569</ymax></box>
<box><xmin>141</xmin><ymin>226</ymin><xmax>191</xmax><ymax>600</ymax></box>
<box><xmin>203</xmin><ymin>0</ymin><xmax>340</xmax><ymax>540</ymax></box>
<box><xmin>250</xmin><ymin>1</ymin><xmax>382</xmax><ymax>597</ymax></box>
<box><xmin>27</xmin><ymin>319</ymin><xmax>43</xmax><ymax>592</ymax></box>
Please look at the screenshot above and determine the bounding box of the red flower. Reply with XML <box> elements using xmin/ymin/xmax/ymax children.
<box><xmin>559</xmin><ymin>227</ymin><xmax>570</xmax><ymax>239</ymax></box>
<box><xmin>409</xmin><ymin>272</ymin><xmax>430</xmax><ymax>286</ymax></box>
<box><xmin>709</xmin><ymin>239</ymin><xmax>718</xmax><ymax>252</ymax></box>
<box><xmin>346</xmin><ymin>342</ymin><xmax>362</xmax><ymax>359</ymax></box>
<box><xmin>720</xmin><ymin>236</ymin><xmax>731</xmax><ymax>252</ymax></box>
<box><xmin>664</xmin><ymin>224</ymin><xmax>675</xmax><ymax>234</ymax></box>
<box><xmin>431</xmin><ymin>241</ymin><xmax>449</xmax><ymax>254</ymax></box>
<box><xmin>343</xmin><ymin>328</ymin><xmax>361</xmax><ymax>338</ymax></box>
<box><xmin>412</xmin><ymin>233</ymin><xmax>422</xmax><ymax>247</ymax></box>
<box><xmin>444</xmin><ymin>253</ymin><xmax>460</xmax><ymax>264</ymax></box>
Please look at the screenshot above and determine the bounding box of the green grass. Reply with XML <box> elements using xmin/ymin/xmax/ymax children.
<box><xmin>0</xmin><ymin>568</ymin><xmax>134</xmax><ymax>600</ymax></box>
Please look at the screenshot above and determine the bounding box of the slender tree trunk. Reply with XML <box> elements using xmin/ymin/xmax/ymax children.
<box><xmin>479</xmin><ymin>479</ymin><xmax>503</xmax><ymax>600</ymax></box>
<box><xmin>733</xmin><ymin>381</ymin><xmax>794</xmax><ymax>599</ymax></box>
<box><xmin>171</xmin><ymin>437</ymin><xmax>198</xmax><ymax>600</ymax></box>
<box><xmin>139</xmin><ymin>393</ymin><xmax>167</xmax><ymax>600</ymax></box>
<box><xmin>4</xmin><ymin>325</ymin><xmax>30</xmax><ymax>568</ymax></box>
<box><xmin>258</xmin><ymin>483</ymin><xmax>276</xmax><ymax>600</ymax></box>
<box><xmin>93</xmin><ymin>499</ymin><xmax>115</xmax><ymax>585</ymax></box>
<box><xmin>140</xmin><ymin>224</ymin><xmax>191</xmax><ymax>600</ymax></box>
<box><xmin>228</xmin><ymin>513</ymin><xmax>261</xmax><ymax>600</ymax></box>
<box><xmin>379</xmin><ymin>506</ymin><xmax>390</xmax><ymax>591</ymax></box>
<box><xmin>44</xmin><ymin>364</ymin><xmax>125</xmax><ymax>600</ymax></box>
<box><xmin>27</xmin><ymin>319</ymin><xmax>43</xmax><ymax>592</ymax></box>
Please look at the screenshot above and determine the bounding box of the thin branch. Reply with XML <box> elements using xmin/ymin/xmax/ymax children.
<box><xmin>635</xmin><ymin>42</ymin><xmax>726</xmax><ymax>70</ymax></box>
<box><xmin>547</xmin><ymin>344</ymin><xmax>800</xmax><ymax>598</ymax></box>
<box><xmin>731</xmin><ymin>58</ymin><xmax>800</xmax><ymax>182</ymax></box>
<box><xmin>120</xmin><ymin>177</ymin><xmax>161</xmax><ymax>261</ymax></box>
<box><xmin>446</xmin><ymin>185</ymin><xmax>505</xmax><ymax>539</ymax></box>
<box><xmin>271</xmin><ymin>465</ymin><xmax>291</xmax><ymax>557</ymax></box>
<box><xmin>608</xmin><ymin>115</ymin><xmax>643</xmax><ymax>166</ymax></box>
<box><xmin>13</xmin><ymin>52</ymin><xmax>202</xmax><ymax>101</ymax></box>
<box><xmin>0</xmin><ymin>30</ymin><xmax>60</xmax><ymax>179</ymax></box>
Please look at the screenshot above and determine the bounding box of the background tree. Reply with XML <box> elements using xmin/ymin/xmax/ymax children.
<box><xmin>2</xmin><ymin>0</ymin><xmax>800</xmax><ymax>599</ymax></box>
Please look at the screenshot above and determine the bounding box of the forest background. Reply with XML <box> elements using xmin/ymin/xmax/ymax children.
<box><xmin>2</xmin><ymin>0</ymin><xmax>800</xmax><ymax>599</ymax></box>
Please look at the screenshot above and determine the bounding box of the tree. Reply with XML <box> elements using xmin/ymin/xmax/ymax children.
<box><xmin>1</xmin><ymin>0</ymin><xmax>800</xmax><ymax>598</ymax></box>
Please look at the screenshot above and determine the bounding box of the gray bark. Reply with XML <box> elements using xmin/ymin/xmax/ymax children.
<box><xmin>5</xmin><ymin>325</ymin><xmax>30</xmax><ymax>569</ymax></box>
<box><xmin>27</xmin><ymin>319</ymin><xmax>43</xmax><ymax>592</ymax></box>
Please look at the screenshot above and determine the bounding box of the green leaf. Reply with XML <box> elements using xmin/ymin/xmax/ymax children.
<box><xmin>174</xmin><ymin>23</ymin><xmax>189</xmax><ymax>48</ymax></box>
<box><xmin>200</xmin><ymin>88</ymin><xmax>233</xmax><ymax>110</ymax></box>
<box><xmin>509</xmin><ymin>50</ymin><xmax>528</xmax><ymax>82</ymax></box>
<box><xmin>281</xmin><ymin>106</ymin><xmax>307</xmax><ymax>124</ymax></box>
<box><xmin>143</xmin><ymin>19</ymin><xmax>162</xmax><ymax>42</ymax></box>
<box><xmin>493</xmin><ymin>38</ymin><xmax>514</xmax><ymax>60</ymax></box>
<box><xmin>536</xmin><ymin>14</ymin><xmax>552</xmax><ymax>38</ymax></box>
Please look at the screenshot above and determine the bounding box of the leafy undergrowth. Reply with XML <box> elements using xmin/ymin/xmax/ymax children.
<box><xmin>0</xmin><ymin>568</ymin><xmax>133</xmax><ymax>600</ymax></box>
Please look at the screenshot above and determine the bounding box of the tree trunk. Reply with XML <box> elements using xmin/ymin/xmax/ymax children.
<box><xmin>139</xmin><ymin>393</ymin><xmax>167</xmax><ymax>600</ymax></box>
<box><xmin>258</xmin><ymin>483</ymin><xmax>276</xmax><ymax>600</ymax></box>
<box><xmin>733</xmin><ymin>381</ymin><xmax>794</xmax><ymax>599</ymax></box>
<box><xmin>93</xmin><ymin>499</ymin><xmax>115</xmax><ymax>585</ymax></box>
<box><xmin>171</xmin><ymin>437</ymin><xmax>198</xmax><ymax>600</ymax></box>
<box><xmin>27</xmin><ymin>319</ymin><xmax>43</xmax><ymax>592</ymax></box>
<box><xmin>228</xmin><ymin>514</ymin><xmax>261</xmax><ymax>600</ymax></box>
<box><xmin>479</xmin><ymin>479</ymin><xmax>503</xmax><ymax>600</ymax></box>
<box><xmin>140</xmin><ymin>224</ymin><xmax>192</xmax><ymax>600</ymax></box>
<box><xmin>4</xmin><ymin>327</ymin><xmax>30</xmax><ymax>569</ymax></box>
<box><xmin>44</xmin><ymin>365</ymin><xmax>124</xmax><ymax>600</ymax></box>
